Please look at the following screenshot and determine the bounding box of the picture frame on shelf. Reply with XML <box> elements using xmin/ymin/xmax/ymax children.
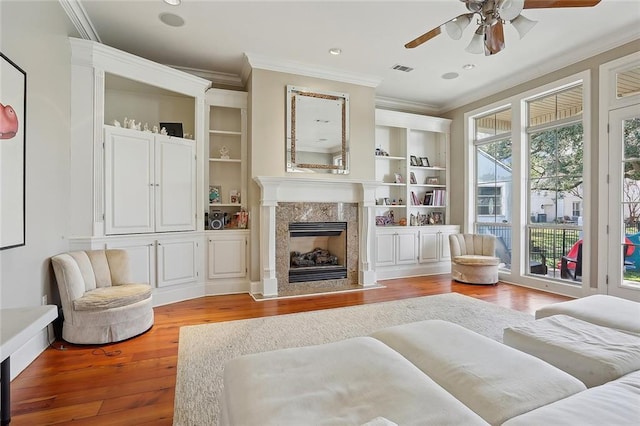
<box><xmin>394</xmin><ymin>172</ymin><xmax>404</xmax><ymax>183</ymax></box>
<box><xmin>420</xmin><ymin>156</ymin><xmax>430</xmax><ymax>167</ymax></box>
<box><xmin>431</xmin><ymin>211</ymin><xmax>444</xmax><ymax>224</ymax></box>
<box><xmin>229</xmin><ymin>189</ymin><xmax>240</xmax><ymax>204</ymax></box>
<box><xmin>384</xmin><ymin>197</ymin><xmax>391</xmax><ymax>205</ymax></box>
<box><xmin>426</xmin><ymin>176</ymin><xmax>439</xmax><ymax>185</ymax></box>
<box><xmin>410</xmin><ymin>172</ymin><xmax>417</xmax><ymax>184</ymax></box>
<box><xmin>159</xmin><ymin>122</ymin><xmax>183</xmax><ymax>138</ymax></box>
<box><xmin>209</xmin><ymin>185</ymin><xmax>222</xmax><ymax>204</ymax></box>
<box><xmin>410</xmin><ymin>155</ymin><xmax>420</xmax><ymax>166</ymax></box>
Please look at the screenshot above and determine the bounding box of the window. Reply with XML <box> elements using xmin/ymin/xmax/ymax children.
<box><xmin>527</xmin><ymin>83</ymin><xmax>584</xmax><ymax>283</ymax></box>
<box><xmin>572</xmin><ymin>201</ymin><xmax>581</xmax><ymax>218</ymax></box>
<box><xmin>478</xmin><ymin>186</ymin><xmax>503</xmax><ymax>215</ymax></box>
<box><xmin>616</xmin><ymin>66</ymin><xmax>640</xmax><ymax>99</ymax></box>
<box><xmin>473</xmin><ymin>108</ymin><xmax>513</xmax><ymax>271</ymax></box>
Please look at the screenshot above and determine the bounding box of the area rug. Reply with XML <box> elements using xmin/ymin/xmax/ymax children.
<box><xmin>173</xmin><ymin>292</ymin><xmax>533</xmax><ymax>425</ymax></box>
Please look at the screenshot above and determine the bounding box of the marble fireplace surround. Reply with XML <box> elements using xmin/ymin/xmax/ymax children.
<box><xmin>254</xmin><ymin>176</ymin><xmax>379</xmax><ymax>297</ymax></box>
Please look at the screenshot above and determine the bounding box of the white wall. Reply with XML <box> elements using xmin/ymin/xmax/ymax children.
<box><xmin>0</xmin><ymin>0</ymin><xmax>77</xmax><ymax>377</ymax></box>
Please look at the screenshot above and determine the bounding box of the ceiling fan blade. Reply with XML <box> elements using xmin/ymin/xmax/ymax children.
<box><xmin>405</xmin><ymin>26</ymin><xmax>442</xmax><ymax>48</ymax></box>
<box><xmin>485</xmin><ymin>21</ymin><xmax>506</xmax><ymax>55</ymax></box>
<box><xmin>523</xmin><ymin>0</ymin><xmax>601</xmax><ymax>9</ymax></box>
<box><xmin>405</xmin><ymin>13</ymin><xmax>473</xmax><ymax>49</ymax></box>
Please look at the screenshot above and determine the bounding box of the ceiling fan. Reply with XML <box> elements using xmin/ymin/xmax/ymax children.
<box><xmin>405</xmin><ymin>0</ymin><xmax>602</xmax><ymax>56</ymax></box>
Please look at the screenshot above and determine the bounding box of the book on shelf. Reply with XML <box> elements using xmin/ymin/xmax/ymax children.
<box><xmin>423</xmin><ymin>189</ymin><xmax>446</xmax><ymax>206</ymax></box>
<box><xmin>410</xmin><ymin>191</ymin><xmax>420</xmax><ymax>205</ymax></box>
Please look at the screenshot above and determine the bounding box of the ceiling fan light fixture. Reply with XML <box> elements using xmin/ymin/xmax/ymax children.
<box><xmin>498</xmin><ymin>0</ymin><xmax>525</xmax><ymax>21</ymax></box>
<box><xmin>464</xmin><ymin>0</ymin><xmax>484</xmax><ymax>13</ymax></box>
<box><xmin>465</xmin><ymin>26</ymin><xmax>486</xmax><ymax>54</ymax></box>
<box><xmin>511</xmin><ymin>14</ymin><xmax>538</xmax><ymax>39</ymax></box>
<box><xmin>444</xmin><ymin>13</ymin><xmax>473</xmax><ymax>40</ymax></box>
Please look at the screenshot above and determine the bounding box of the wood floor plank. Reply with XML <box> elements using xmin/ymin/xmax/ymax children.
<box><xmin>9</xmin><ymin>277</ymin><xmax>571</xmax><ymax>425</ymax></box>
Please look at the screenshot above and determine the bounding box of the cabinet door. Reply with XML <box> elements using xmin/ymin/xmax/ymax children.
<box><xmin>208</xmin><ymin>234</ymin><xmax>247</xmax><ymax>279</ymax></box>
<box><xmin>419</xmin><ymin>231</ymin><xmax>439</xmax><ymax>263</ymax></box>
<box><xmin>375</xmin><ymin>232</ymin><xmax>396</xmax><ymax>266</ymax></box>
<box><xmin>157</xmin><ymin>239</ymin><xmax>198</xmax><ymax>287</ymax></box>
<box><xmin>104</xmin><ymin>127</ymin><xmax>154</xmax><ymax>235</ymax></box>
<box><xmin>155</xmin><ymin>136</ymin><xmax>196</xmax><ymax>232</ymax></box>
<box><xmin>106</xmin><ymin>239</ymin><xmax>156</xmax><ymax>286</ymax></box>
<box><xmin>439</xmin><ymin>230</ymin><xmax>455</xmax><ymax>261</ymax></box>
<box><xmin>396</xmin><ymin>231</ymin><xmax>417</xmax><ymax>265</ymax></box>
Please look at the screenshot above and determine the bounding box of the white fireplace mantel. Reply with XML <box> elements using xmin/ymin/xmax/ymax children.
<box><xmin>254</xmin><ymin>176</ymin><xmax>380</xmax><ymax>296</ymax></box>
<box><xmin>254</xmin><ymin>176</ymin><xmax>380</xmax><ymax>207</ymax></box>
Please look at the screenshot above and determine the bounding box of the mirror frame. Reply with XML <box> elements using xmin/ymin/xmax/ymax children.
<box><xmin>286</xmin><ymin>85</ymin><xmax>349</xmax><ymax>173</ymax></box>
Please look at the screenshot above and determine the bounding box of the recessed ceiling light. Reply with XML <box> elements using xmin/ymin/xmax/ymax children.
<box><xmin>329</xmin><ymin>48</ymin><xmax>342</xmax><ymax>55</ymax></box>
<box><xmin>442</xmin><ymin>72</ymin><xmax>459</xmax><ymax>80</ymax></box>
<box><xmin>159</xmin><ymin>12</ymin><xmax>184</xmax><ymax>27</ymax></box>
<box><xmin>462</xmin><ymin>63</ymin><xmax>476</xmax><ymax>70</ymax></box>
<box><xmin>163</xmin><ymin>0</ymin><xmax>181</xmax><ymax>5</ymax></box>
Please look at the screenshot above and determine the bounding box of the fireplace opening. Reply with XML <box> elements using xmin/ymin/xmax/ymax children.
<box><xmin>289</xmin><ymin>222</ymin><xmax>347</xmax><ymax>283</ymax></box>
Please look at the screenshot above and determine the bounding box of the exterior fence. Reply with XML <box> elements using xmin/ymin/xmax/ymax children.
<box><xmin>476</xmin><ymin>223</ymin><xmax>582</xmax><ymax>282</ymax></box>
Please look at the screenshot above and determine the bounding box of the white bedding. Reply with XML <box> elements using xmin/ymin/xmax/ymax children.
<box><xmin>371</xmin><ymin>320</ymin><xmax>586</xmax><ymax>426</ymax></box>
<box><xmin>220</xmin><ymin>336</ymin><xmax>489</xmax><ymax>426</ymax></box>
<box><xmin>502</xmin><ymin>369</ymin><xmax>640</xmax><ymax>426</ymax></box>
<box><xmin>504</xmin><ymin>314</ymin><xmax>640</xmax><ymax>387</ymax></box>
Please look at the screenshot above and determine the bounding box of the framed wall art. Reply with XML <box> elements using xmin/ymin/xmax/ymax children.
<box><xmin>1</xmin><ymin>53</ymin><xmax>26</xmax><ymax>250</ymax></box>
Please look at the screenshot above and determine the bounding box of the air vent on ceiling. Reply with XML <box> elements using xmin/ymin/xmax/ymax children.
<box><xmin>392</xmin><ymin>64</ymin><xmax>414</xmax><ymax>72</ymax></box>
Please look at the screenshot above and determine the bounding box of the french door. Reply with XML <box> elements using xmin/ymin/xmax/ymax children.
<box><xmin>607</xmin><ymin>104</ymin><xmax>640</xmax><ymax>300</ymax></box>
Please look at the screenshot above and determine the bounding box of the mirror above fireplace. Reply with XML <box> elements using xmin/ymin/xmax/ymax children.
<box><xmin>286</xmin><ymin>85</ymin><xmax>350</xmax><ymax>174</ymax></box>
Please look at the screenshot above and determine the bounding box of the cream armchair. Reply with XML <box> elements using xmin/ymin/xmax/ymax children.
<box><xmin>449</xmin><ymin>234</ymin><xmax>500</xmax><ymax>285</ymax></box>
<box><xmin>51</xmin><ymin>249</ymin><xmax>154</xmax><ymax>344</ymax></box>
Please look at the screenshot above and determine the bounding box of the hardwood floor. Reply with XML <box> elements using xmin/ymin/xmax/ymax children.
<box><xmin>9</xmin><ymin>276</ymin><xmax>570</xmax><ymax>425</ymax></box>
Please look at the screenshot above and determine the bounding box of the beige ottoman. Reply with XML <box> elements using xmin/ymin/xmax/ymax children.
<box><xmin>221</xmin><ymin>336</ymin><xmax>489</xmax><ymax>426</ymax></box>
<box><xmin>371</xmin><ymin>320</ymin><xmax>586</xmax><ymax>426</ymax></box>
<box><xmin>535</xmin><ymin>294</ymin><xmax>640</xmax><ymax>335</ymax></box>
<box><xmin>451</xmin><ymin>254</ymin><xmax>500</xmax><ymax>285</ymax></box>
<box><xmin>503</xmin><ymin>370</ymin><xmax>640</xmax><ymax>426</ymax></box>
<box><xmin>504</xmin><ymin>314</ymin><xmax>640</xmax><ymax>388</ymax></box>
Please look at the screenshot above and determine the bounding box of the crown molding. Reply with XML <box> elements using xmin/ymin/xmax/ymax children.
<box><xmin>375</xmin><ymin>96</ymin><xmax>440</xmax><ymax>116</ymax></box>
<box><xmin>244</xmin><ymin>52</ymin><xmax>382</xmax><ymax>88</ymax></box>
<box><xmin>59</xmin><ymin>0</ymin><xmax>101</xmax><ymax>42</ymax></box>
<box><xmin>169</xmin><ymin>65</ymin><xmax>243</xmax><ymax>88</ymax></box>
<box><xmin>441</xmin><ymin>23</ymin><xmax>640</xmax><ymax>114</ymax></box>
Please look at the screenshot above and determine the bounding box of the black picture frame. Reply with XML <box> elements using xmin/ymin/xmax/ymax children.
<box><xmin>159</xmin><ymin>122</ymin><xmax>184</xmax><ymax>138</ymax></box>
<box><xmin>410</xmin><ymin>155</ymin><xmax>419</xmax><ymax>166</ymax></box>
<box><xmin>1</xmin><ymin>52</ymin><xmax>26</xmax><ymax>250</ymax></box>
<box><xmin>420</xmin><ymin>156</ymin><xmax>430</xmax><ymax>167</ymax></box>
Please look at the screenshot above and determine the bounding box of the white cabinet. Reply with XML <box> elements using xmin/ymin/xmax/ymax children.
<box><xmin>376</xmin><ymin>229</ymin><xmax>417</xmax><ymax>267</ymax></box>
<box><xmin>375</xmin><ymin>109</ymin><xmax>451</xmax><ymax>228</ymax></box>
<box><xmin>104</xmin><ymin>126</ymin><xmax>196</xmax><ymax>235</ymax></box>
<box><xmin>375</xmin><ymin>225</ymin><xmax>459</xmax><ymax>280</ymax></box>
<box><xmin>157</xmin><ymin>239</ymin><xmax>199</xmax><ymax>287</ymax></box>
<box><xmin>207</xmin><ymin>231</ymin><xmax>248</xmax><ymax>279</ymax></box>
<box><xmin>418</xmin><ymin>226</ymin><xmax>459</xmax><ymax>264</ymax></box>
<box><xmin>106</xmin><ymin>236</ymin><xmax>200</xmax><ymax>289</ymax></box>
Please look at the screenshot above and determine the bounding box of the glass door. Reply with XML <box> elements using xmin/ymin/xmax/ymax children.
<box><xmin>608</xmin><ymin>104</ymin><xmax>640</xmax><ymax>300</ymax></box>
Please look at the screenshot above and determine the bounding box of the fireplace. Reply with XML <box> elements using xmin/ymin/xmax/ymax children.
<box><xmin>254</xmin><ymin>176</ymin><xmax>379</xmax><ymax>297</ymax></box>
<box><xmin>289</xmin><ymin>222</ymin><xmax>348</xmax><ymax>283</ymax></box>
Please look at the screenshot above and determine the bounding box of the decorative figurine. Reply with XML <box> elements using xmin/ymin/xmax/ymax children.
<box><xmin>152</xmin><ymin>125</ymin><xmax>159</xmax><ymax>134</ymax></box>
<box><xmin>112</xmin><ymin>119</ymin><xmax>121</xmax><ymax>127</ymax></box>
<box><xmin>123</xmin><ymin>117</ymin><xmax>129</xmax><ymax>128</ymax></box>
<box><xmin>143</xmin><ymin>122</ymin><xmax>150</xmax><ymax>132</ymax></box>
<box><xmin>220</xmin><ymin>145</ymin><xmax>230</xmax><ymax>159</ymax></box>
<box><xmin>160</xmin><ymin>127</ymin><xmax>168</xmax><ymax>135</ymax></box>
<box><xmin>128</xmin><ymin>119</ymin><xmax>137</xmax><ymax>130</ymax></box>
